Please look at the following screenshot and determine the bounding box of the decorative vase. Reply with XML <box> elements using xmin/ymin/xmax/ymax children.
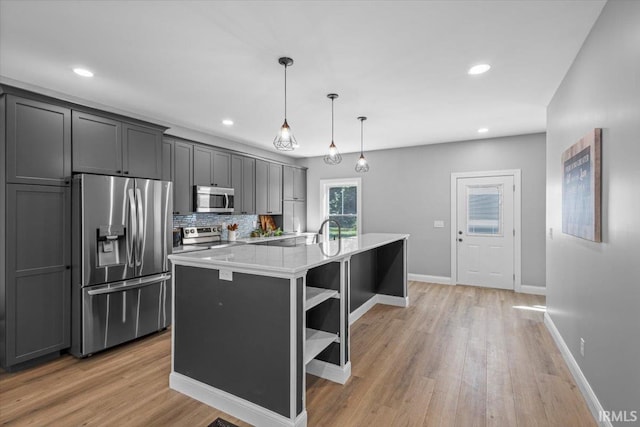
<box><xmin>228</xmin><ymin>230</ymin><xmax>237</xmax><ymax>241</ymax></box>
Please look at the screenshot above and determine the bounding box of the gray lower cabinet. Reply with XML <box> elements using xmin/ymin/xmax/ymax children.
<box><xmin>173</xmin><ymin>140</ymin><xmax>194</xmax><ymax>214</ymax></box>
<box><xmin>72</xmin><ymin>111</ymin><xmax>163</xmax><ymax>179</ymax></box>
<box><xmin>1</xmin><ymin>184</ymin><xmax>70</xmax><ymax>369</ymax></box>
<box><xmin>283</xmin><ymin>200</ymin><xmax>307</xmax><ymax>233</ymax></box>
<box><xmin>5</xmin><ymin>95</ymin><xmax>71</xmax><ymax>186</ymax></box>
<box><xmin>231</xmin><ymin>155</ymin><xmax>255</xmax><ymax>214</ymax></box>
<box><xmin>256</xmin><ymin>160</ymin><xmax>282</xmax><ymax>215</ymax></box>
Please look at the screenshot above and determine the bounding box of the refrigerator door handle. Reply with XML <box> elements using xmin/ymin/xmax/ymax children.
<box><xmin>127</xmin><ymin>188</ymin><xmax>137</xmax><ymax>268</ymax></box>
<box><xmin>135</xmin><ymin>187</ymin><xmax>144</xmax><ymax>267</ymax></box>
<box><xmin>86</xmin><ymin>273</ymin><xmax>172</xmax><ymax>296</ymax></box>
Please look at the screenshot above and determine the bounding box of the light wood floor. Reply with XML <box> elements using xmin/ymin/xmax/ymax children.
<box><xmin>0</xmin><ymin>282</ymin><xmax>595</xmax><ymax>426</ymax></box>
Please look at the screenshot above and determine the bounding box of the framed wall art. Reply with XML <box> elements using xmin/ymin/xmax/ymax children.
<box><xmin>562</xmin><ymin>128</ymin><xmax>602</xmax><ymax>242</ymax></box>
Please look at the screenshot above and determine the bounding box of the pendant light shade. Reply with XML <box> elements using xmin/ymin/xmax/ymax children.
<box><xmin>273</xmin><ymin>57</ymin><xmax>298</xmax><ymax>151</ymax></box>
<box><xmin>323</xmin><ymin>93</ymin><xmax>342</xmax><ymax>165</ymax></box>
<box><xmin>355</xmin><ymin>116</ymin><xmax>369</xmax><ymax>173</ymax></box>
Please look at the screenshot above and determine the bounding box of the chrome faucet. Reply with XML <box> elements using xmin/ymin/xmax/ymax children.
<box><xmin>314</xmin><ymin>219</ymin><xmax>342</xmax><ymax>256</ymax></box>
<box><xmin>317</xmin><ymin>218</ymin><xmax>341</xmax><ymax>240</ymax></box>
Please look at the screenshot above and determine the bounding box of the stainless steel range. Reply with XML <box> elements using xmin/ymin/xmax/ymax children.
<box><xmin>179</xmin><ymin>226</ymin><xmax>244</xmax><ymax>252</ymax></box>
<box><xmin>71</xmin><ymin>174</ymin><xmax>172</xmax><ymax>357</ymax></box>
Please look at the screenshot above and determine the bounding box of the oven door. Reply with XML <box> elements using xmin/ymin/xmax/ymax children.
<box><xmin>80</xmin><ymin>273</ymin><xmax>171</xmax><ymax>356</ymax></box>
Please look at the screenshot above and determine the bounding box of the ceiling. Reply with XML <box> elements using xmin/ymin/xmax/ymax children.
<box><xmin>0</xmin><ymin>0</ymin><xmax>605</xmax><ymax>158</ymax></box>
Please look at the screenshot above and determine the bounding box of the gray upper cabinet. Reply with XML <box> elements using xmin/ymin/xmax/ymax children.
<box><xmin>173</xmin><ymin>141</ymin><xmax>194</xmax><ymax>214</ymax></box>
<box><xmin>256</xmin><ymin>159</ymin><xmax>269</xmax><ymax>214</ymax></box>
<box><xmin>72</xmin><ymin>111</ymin><xmax>122</xmax><ymax>175</ymax></box>
<box><xmin>2</xmin><ymin>184</ymin><xmax>70</xmax><ymax>368</ymax></box>
<box><xmin>162</xmin><ymin>138</ymin><xmax>173</xmax><ymax>182</ymax></box>
<box><xmin>257</xmin><ymin>160</ymin><xmax>282</xmax><ymax>215</ymax></box>
<box><xmin>283</xmin><ymin>166</ymin><xmax>306</xmax><ymax>201</ymax></box>
<box><xmin>293</xmin><ymin>168</ymin><xmax>306</xmax><ymax>200</ymax></box>
<box><xmin>231</xmin><ymin>155</ymin><xmax>255</xmax><ymax>215</ymax></box>
<box><xmin>193</xmin><ymin>146</ymin><xmax>214</xmax><ymax>186</ymax></box>
<box><xmin>6</xmin><ymin>96</ymin><xmax>71</xmax><ymax>186</ymax></box>
<box><xmin>122</xmin><ymin>123</ymin><xmax>162</xmax><ymax>179</ymax></box>
<box><xmin>268</xmin><ymin>163</ymin><xmax>283</xmax><ymax>215</ymax></box>
<box><xmin>72</xmin><ymin>111</ymin><xmax>162</xmax><ymax>179</ymax></box>
<box><xmin>213</xmin><ymin>150</ymin><xmax>231</xmax><ymax>187</ymax></box>
<box><xmin>194</xmin><ymin>147</ymin><xmax>231</xmax><ymax>187</ymax></box>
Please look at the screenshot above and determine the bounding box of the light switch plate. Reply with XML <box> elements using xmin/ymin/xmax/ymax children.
<box><xmin>219</xmin><ymin>269</ymin><xmax>233</xmax><ymax>281</ymax></box>
<box><xmin>434</xmin><ymin>220</ymin><xmax>445</xmax><ymax>228</ymax></box>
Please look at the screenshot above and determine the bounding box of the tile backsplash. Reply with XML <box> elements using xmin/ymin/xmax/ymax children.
<box><xmin>173</xmin><ymin>213</ymin><xmax>259</xmax><ymax>239</ymax></box>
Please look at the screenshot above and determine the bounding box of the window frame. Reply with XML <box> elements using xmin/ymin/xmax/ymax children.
<box><xmin>320</xmin><ymin>177</ymin><xmax>362</xmax><ymax>236</ymax></box>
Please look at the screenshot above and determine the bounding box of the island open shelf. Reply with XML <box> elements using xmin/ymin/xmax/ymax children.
<box><xmin>305</xmin><ymin>286</ymin><xmax>339</xmax><ymax>311</ymax></box>
<box><xmin>305</xmin><ymin>328</ymin><xmax>339</xmax><ymax>364</ymax></box>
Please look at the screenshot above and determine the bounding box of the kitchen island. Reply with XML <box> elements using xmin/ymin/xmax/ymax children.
<box><xmin>168</xmin><ymin>233</ymin><xmax>408</xmax><ymax>427</ymax></box>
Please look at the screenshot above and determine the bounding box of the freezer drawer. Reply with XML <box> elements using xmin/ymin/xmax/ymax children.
<box><xmin>80</xmin><ymin>273</ymin><xmax>171</xmax><ymax>356</ymax></box>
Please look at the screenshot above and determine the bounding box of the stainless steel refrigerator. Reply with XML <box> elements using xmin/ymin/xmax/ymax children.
<box><xmin>71</xmin><ymin>174</ymin><xmax>172</xmax><ymax>357</ymax></box>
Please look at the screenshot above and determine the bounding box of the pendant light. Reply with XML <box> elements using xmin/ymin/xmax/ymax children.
<box><xmin>355</xmin><ymin>116</ymin><xmax>369</xmax><ymax>173</ymax></box>
<box><xmin>273</xmin><ymin>57</ymin><xmax>298</xmax><ymax>151</ymax></box>
<box><xmin>323</xmin><ymin>93</ymin><xmax>342</xmax><ymax>165</ymax></box>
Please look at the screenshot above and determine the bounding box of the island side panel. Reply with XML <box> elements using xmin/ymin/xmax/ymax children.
<box><xmin>174</xmin><ymin>265</ymin><xmax>292</xmax><ymax>418</ymax></box>
<box><xmin>375</xmin><ymin>239</ymin><xmax>407</xmax><ymax>297</ymax></box>
<box><xmin>349</xmin><ymin>250</ymin><xmax>377</xmax><ymax>313</ymax></box>
<box><xmin>296</xmin><ymin>277</ymin><xmax>303</xmax><ymax>417</ymax></box>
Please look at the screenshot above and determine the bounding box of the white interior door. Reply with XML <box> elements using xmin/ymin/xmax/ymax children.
<box><xmin>456</xmin><ymin>175</ymin><xmax>514</xmax><ymax>289</ymax></box>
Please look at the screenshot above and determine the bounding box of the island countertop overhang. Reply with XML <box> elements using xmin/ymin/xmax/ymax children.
<box><xmin>168</xmin><ymin>233</ymin><xmax>409</xmax><ymax>275</ymax></box>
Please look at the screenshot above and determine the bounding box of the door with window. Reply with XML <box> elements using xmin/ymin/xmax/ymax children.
<box><xmin>456</xmin><ymin>175</ymin><xmax>514</xmax><ymax>289</ymax></box>
<box><xmin>321</xmin><ymin>179</ymin><xmax>361</xmax><ymax>239</ymax></box>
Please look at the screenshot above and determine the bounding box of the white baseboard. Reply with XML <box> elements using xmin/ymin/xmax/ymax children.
<box><xmin>306</xmin><ymin>360</ymin><xmax>351</xmax><ymax>384</ymax></box>
<box><xmin>349</xmin><ymin>294</ymin><xmax>410</xmax><ymax>325</ymax></box>
<box><xmin>408</xmin><ymin>273</ymin><xmax>452</xmax><ymax>285</ymax></box>
<box><xmin>544</xmin><ymin>313</ymin><xmax>607</xmax><ymax>427</ymax></box>
<box><xmin>520</xmin><ymin>285</ymin><xmax>546</xmax><ymax>295</ymax></box>
<box><xmin>170</xmin><ymin>372</ymin><xmax>307</xmax><ymax>427</ymax></box>
<box><xmin>349</xmin><ymin>296</ymin><xmax>377</xmax><ymax>325</ymax></box>
<box><xmin>377</xmin><ymin>294</ymin><xmax>409</xmax><ymax>307</ymax></box>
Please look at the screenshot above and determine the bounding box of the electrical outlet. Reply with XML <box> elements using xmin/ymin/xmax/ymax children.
<box><xmin>580</xmin><ymin>338</ymin><xmax>585</xmax><ymax>357</ymax></box>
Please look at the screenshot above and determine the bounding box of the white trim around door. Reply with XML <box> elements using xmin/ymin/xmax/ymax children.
<box><xmin>450</xmin><ymin>170</ymin><xmax>522</xmax><ymax>292</ymax></box>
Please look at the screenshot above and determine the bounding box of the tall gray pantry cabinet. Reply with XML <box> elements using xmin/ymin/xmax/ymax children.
<box><xmin>1</xmin><ymin>94</ymin><xmax>71</xmax><ymax>369</ymax></box>
<box><xmin>0</xmin><ymin>86</ymin><xmax>166</xmax><ymax>370</ymax></box>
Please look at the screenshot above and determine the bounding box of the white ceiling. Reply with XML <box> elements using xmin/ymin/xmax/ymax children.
<box><xmin>0</xmin><ymin>0</ymin><xmax>605</xmax><ymax>158</ymax></box>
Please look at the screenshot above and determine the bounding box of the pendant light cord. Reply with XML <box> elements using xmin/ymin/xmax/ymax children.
<box><xmin>360</xmin><ymin>119</ymin><xmax>364</xmax><ymax>155</ymax></box>
<box><xmin>284</xmin><ymin>64</ymin><xmax>287</xmax><ymax>120</ymax></box>
<box><xmin>331</xmin><ymin>97</ymin><xmax>334</xmax><ymax>142</ymax></box>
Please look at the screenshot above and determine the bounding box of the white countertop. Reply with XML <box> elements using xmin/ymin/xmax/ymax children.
<box><xmin>168</xmin><ymin>233</ymin><xmax>409</xmax><ymax>275</ymax></box>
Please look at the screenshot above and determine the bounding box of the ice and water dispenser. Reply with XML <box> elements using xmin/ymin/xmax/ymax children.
<box><xmin>97</xmin><ymin>225</ymin><xmax>126</xmax><ymax>267</ymax></box>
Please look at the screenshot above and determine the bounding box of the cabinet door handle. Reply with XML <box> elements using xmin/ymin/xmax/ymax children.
<box><xmin>66</xmin><ymin>265</ymin><xmax>71</xmax><ymax>270</ymax></box>
<box><xmin>116</xmin><ymin>170</ymin><xmax>122</xmax><ymax>174</ymax></box>
<box><xmin>124</xmin><ymin>171</ymin><xmax>129</xmax><ymax>175</ymax></box>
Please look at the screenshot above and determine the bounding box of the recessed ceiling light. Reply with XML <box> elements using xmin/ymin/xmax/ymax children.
<box><xmin>73</xmin><ymin>68</ymin><xmax>94</xmax><ymax>77</ymax></box>
<box><xmin>478</xmin><ymin>128</ymin><xmax>489</xmax><ymax>133</ymax></box>
<box><xmin>222</xmin><ymin>119</ymin><xmax>234</xmax><ymax>126</ymax></box>
<box><xmin>468</xmin><ymin>64</ymin><xmax>491</xmax><ymax>75</ymax></box>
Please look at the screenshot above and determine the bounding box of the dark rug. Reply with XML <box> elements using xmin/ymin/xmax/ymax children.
<box><xmin>207</xmin><ymin>418</ymin><xmax>240</xmax><ymax>427</ymax></box>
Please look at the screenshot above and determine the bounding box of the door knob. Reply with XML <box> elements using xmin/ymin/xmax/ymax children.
<box><xmin>458</xmin><ymin>231</ymin><xmax>463</xmax><ymax>235</ymax></box>
<box><xmin>458</xmin><ymin>238</ymin><xmax>463</xmax><ymax>242</ymax></box>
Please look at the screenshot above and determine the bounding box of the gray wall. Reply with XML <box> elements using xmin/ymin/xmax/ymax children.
<box><xmin>546</xmin><ymin>0</ymin><xmax>640</xmax><ymax>422</ymax></box>
<box><xmin>298</xmin><ymin>133</ymin><xmax>546</xmax><ymax>287</ymax></box>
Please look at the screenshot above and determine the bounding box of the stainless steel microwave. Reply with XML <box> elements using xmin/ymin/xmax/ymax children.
<box><xmin>194</xmin><ymin>186</ymin><xmax>234</xmax><ymax>213</ymax></box>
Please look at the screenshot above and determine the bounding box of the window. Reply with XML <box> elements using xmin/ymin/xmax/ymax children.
<box><xmin>467</xmin><ymin>184</ymin><xmax>502</xmax><ymax>235</ymax></box>
<box><xmin>320</xmin><ymin>178</ymin><xmax>361</xmax><ymax>239</ymax></box>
